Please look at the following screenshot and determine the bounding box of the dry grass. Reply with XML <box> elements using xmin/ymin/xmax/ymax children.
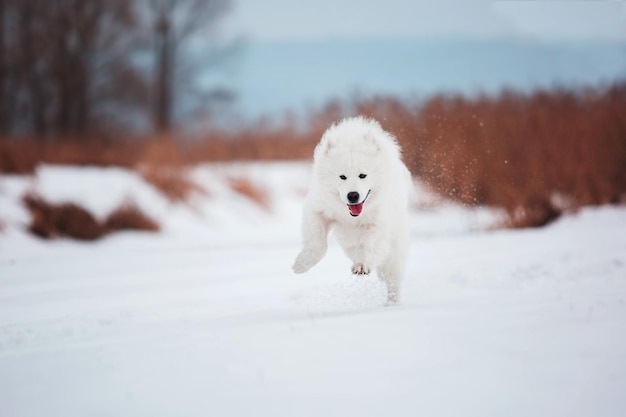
<box><xmin>229</xmin><ymin>177</ymin><xmax>271</xmax><ymax>210</ymax></box>
<box><xmin>354</xmin><ymin>83</ymin><xmax>626</xmax><ymax>227</ymax></box>
<box><xmin>0</xmin><ymin>141</ymin><xmax>39</xmax><ymax>174</ymax></box>
<box><xmin>104</xmin><ymin>203</ymin><xmax>160</xmax><ymax>233</ymax></box>
<box><xmin>139</xmin><ymin>166</ymin><xmax>207</xmax><ymax>204</ymax></box>
<box><xmin>4</xmin><ymin>81</ymin><xmax>626</xmax><ymax>228</ymax></box>
<box><xmin>23</xmin><ymin>193</ymin><xmax>159</xmax><ymax>240</ymax></box>
<box><xmin>23</xmin><ymin>193</ymin><xmax>105</xmax><ymax>240</ymax></box>
<box><xmin>0</xmin><ymin>139</ymin><xmax>142</xmax><ymax>174</ymax></box>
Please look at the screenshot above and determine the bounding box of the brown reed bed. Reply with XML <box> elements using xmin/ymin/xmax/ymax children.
<box><xmin>3</xmin><ymin>81</ymin><xmax>625</xmax><ymax>228</ymax></box>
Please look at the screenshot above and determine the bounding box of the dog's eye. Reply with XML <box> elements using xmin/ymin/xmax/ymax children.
<box><xmin>359</xmin><ymin>174</ymin><xmax>367</xmax><ymax>179</ymax></box>
<box><xmin>339</xmin><ymin>175</ymin><xmax>347</xmax><ymax>180</ymax></box>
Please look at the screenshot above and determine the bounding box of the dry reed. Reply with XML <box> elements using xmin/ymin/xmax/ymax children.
<box><xmin>4</xmin><ymin>81</ymin><xmax>625</xmax><ymax>228</ymax></box>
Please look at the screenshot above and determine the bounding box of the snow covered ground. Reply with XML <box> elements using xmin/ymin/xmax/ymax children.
<box><xmin>1</xmin><ymin>162</ymin><xmax>625</xmax><ymax>417</ymax></box>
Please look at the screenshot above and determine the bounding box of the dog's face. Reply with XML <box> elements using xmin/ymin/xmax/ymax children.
<box><xmin>322</xmin><ymin>149</ymin><xmax>381</xmax><ymax>217</ymax></box>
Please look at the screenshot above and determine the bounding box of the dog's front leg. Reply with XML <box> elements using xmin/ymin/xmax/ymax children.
<box><xmin>292</xmin><ymin>210</ymin><xmax>330</xmax><ymax>274</ymax></box>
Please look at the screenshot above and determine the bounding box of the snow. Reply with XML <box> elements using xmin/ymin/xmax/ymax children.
<box><xmin>1</xmin><ymin>162</ymin><xmax>625</xmax><ymax>417</ymax></box>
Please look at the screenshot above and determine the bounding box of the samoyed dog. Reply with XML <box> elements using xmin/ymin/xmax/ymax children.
<box><xmin>292</xmin><ymin>116</ymin><xmax>412</xmax><ymax>303</ymax></box>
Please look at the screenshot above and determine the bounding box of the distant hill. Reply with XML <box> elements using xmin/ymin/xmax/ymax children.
<box><xmin>205</xmin><ymin>37</ymin><xmax>626</xmax><ymax>121</ymax></box>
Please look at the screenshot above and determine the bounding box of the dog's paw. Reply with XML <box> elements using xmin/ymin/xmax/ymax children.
<box><xmin>292</xmin><ymin>252</ymin><xmax>314</xmax><ymax>274</ymax></box>
<box><xmin>293</xmin><ymin>245</ymin><xmax>327</xmax><ymax>274</ymax></box>
<box><xmin>351</xmin><ymin>263</ymin><xmax>371</xmax><ymax>275</ymax></box>
<box><xmin>292</xmin><ymin>260</ymin><xmax>309</xmax><ymax>274</ymax></box>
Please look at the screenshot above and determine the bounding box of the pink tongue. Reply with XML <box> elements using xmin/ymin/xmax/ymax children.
<box><xmin>348</xmin><ymin>203</ymin><xmax>363</xmax><ymax>216</ymax></box>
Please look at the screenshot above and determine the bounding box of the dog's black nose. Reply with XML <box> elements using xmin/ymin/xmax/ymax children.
<box><xmin>347</xmin><ymin>191</ymin><xmax>359</xmax><ymax>203</ymax></box>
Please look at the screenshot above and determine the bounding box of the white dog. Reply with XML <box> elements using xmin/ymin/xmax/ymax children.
<box><xmin>292</xmin><ymin>116</ymin><xmax>412</xmax><ymax>303</ymax></box>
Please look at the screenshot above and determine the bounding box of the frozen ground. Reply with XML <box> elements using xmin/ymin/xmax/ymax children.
<box><xmin>1</xmin><ymin>163</ymin><xmax>625</xmax><ymax>417</ymax></box>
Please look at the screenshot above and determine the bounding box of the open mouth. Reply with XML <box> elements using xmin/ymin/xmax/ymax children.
<box><xmin>347</xmin><ymin>190</ymin><xmax>371</xmax><ymax>217</ymax></box>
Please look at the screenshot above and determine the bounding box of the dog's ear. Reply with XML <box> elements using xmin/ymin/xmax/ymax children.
<box><xmin>314</xmin><ymin>135</ymin><xmax>334</xmax><ymax>159</ymax></box>
<box><xmin>321</xmin><ymin>135</ymin><xmax>336</xmax><ymax>155</ymax></box>
<box><xmin>325</xmin><ymin>140</ymin><xmax>334</xmax><ymax>155</ymax></box>
<box><xmin>363</xmin><ymin>132</ymin><xmax>380</xmax><ymax>151</ymax></box>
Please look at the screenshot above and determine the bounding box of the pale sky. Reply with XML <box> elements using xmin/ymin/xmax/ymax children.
<box><xmin>222</xmin><ymin>0</ymin><xmax>626</xmax><ymax>41</ymax></box>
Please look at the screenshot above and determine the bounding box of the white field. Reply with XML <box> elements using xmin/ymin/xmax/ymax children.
<box><xmin>1</xmin><ymin>163</ymin><xmax>625</xmax><ymax>417</ymax></box>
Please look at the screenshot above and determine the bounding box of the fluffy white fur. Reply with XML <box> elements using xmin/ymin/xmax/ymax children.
<box><xmin>292</xmin><ymin>116</ymin><xmax>412</xmax><ymax>303</ymax></box>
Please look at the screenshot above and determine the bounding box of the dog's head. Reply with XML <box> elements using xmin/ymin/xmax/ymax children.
<box><xmin>314</xmin><ymin>117</ymin><xmax>396</xmax><ymax>218</ymax></box>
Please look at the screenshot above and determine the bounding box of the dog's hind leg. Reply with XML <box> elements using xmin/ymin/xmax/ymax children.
<box><xmin>377</xmin><ymin>251</ymin><xmax>406</xmax><ymax>304</ymax></box>
<box><xmin>377</xmin><ymin>266</ymin><xmax>400</xmax><ymax>303</ymax></box>
<box><xmin>292</xmin><ymin>210</ymin><xmax>330</xmax><ymax>274</ymax></box>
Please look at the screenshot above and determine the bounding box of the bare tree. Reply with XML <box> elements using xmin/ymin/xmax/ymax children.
<box><xmin>48</xmin><ymin>0</ymin><xmax>133</xmax><ymax>135</ymax></box>
<box><xmin>88</xmin><ymin>0</ymin><xmax>148</xmax><ymax>133</ymax></box>
<box><xmin>146</xmin><ymin>0</ymin><xmax>231</xmax><ymax>132</ymax></box>
<box><xmin>0</xmin><ymin>0</ymin><xmax>6</xmax><ymax>134</ymax></box>
<box><xmin>0</xmin><ymin>0</ymin><xmax>142</xmax><ymax>137</ymax></box>
<box><xmin>0</xmin><ymin>0</ymin><xmax>236</xmax><ymax>137</ymax></box>
<box><xmin>3</xmin><ymin>0</ymin><xmax>52</xmax><ymax>136</ymax></box>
